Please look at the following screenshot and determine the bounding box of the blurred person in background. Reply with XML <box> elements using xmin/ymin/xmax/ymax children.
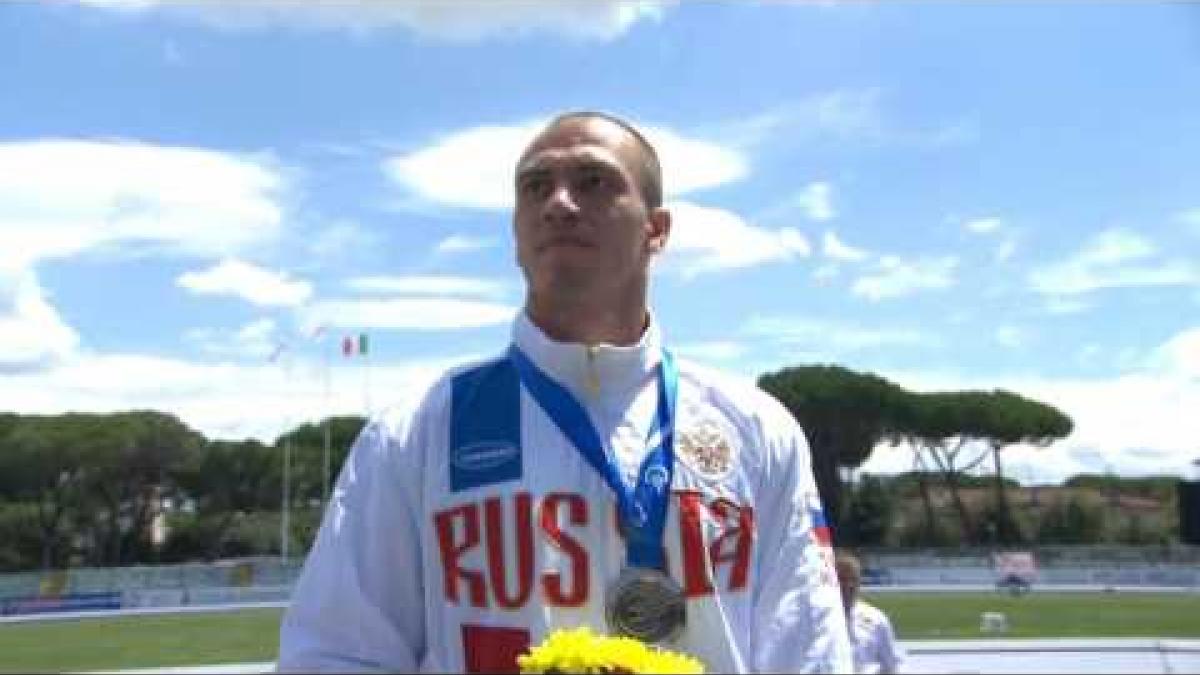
<box><xmin>835</xmin><ymin>549</ymin><xmax>905</xmax><ymax>674</ymax></box>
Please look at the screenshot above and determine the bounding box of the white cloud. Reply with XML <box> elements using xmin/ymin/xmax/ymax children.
<box><xmin>851</xmin><ymin>255</ymin><xmax>957</xmax><ymax>301</ymax></box>
<box><xmin>647</xmin><ymin>127</ymin><xmax>749</xmax><ymax>198</ymax></box>
<box><xmin>1175</xmin><ymin>208</ymin><xmax>1200</xmax><ymax>233</ymax></box>
<box><xmin>964</xmin><ymin>217</ymin><xmax>1003</xmax><ymax>234</ymax></box>
<box><xmin>177</xmin><ymin>258</ymin><xmax>313</xmax><ymax>307</ymax></box>
<box><xmin>434</xmin><ymin>234</ymin><xmax>497</xmax><ymax>256</ymax></box>
<box><xmin>75</xmin><ymin>0</ymin><xmax>674</xmax><ymax>41</ymax></box>
<box><xmin>663</xmin><ymin>201</ymin><xmax>810</xmax><ymax>278</ymax></box>
<box><xmin>856</xmin><ymin>345</ymin><xmax>1200</xmax><ymax>483</ymax></box>
<box><xmin>345</xmin><ymin>275</ymin><xmax>509</xmax><ymax>299</ymax></box>
<box><xmin>795</xmin><ymin>182</ymin><xmax>836</xmax><ymax>221</ymax></box>
<box><xmin>383</xmin><ymin>119</ymin><xmax>746</xmax><ymax>210</ymax></box>
<box><xmin>995</xmin><ymin>325</ymin><xmax>1029</xmax><ymax>349</ymax></box>
<box><xmin>184</xmin><ymin>318</ymin><xmax>280</xmax><ymax>360</ymax></box>
<box><xmin>0</xmin><ymin>350</ymin><xmax>471</xmax><ymax>442</ymax></box>
<box><xmin>858</xmin><ymin>325</ymin><xmax>1200</xmax><ymax>482</ymax></box>
<box><xmin>756</xmin><ymin>181</ymin><xmax>837</xmax><ymax>226</ymax></box>
<box><xmin>674</xmin><ymin>341</ymin><xmax>746</xmax><ymax>362</ymax></box>
<box><xmin>385</xmin><ymin>124</ymin><xmax>533</xmax><ymax>210</ymax></box>
<box><xmin>1145</xmin><ymin>326</ymin><xmax>1200</xmax><ymax>378</ymax></box>
<box><xmin>1075</xmin><ymin>343</ymin><xmax>1103</xmax><ymax>369</ymax></box>
<box><xmin>721</xmin><ymin>88</ymin><xmax>978</xmax><ymax>150</ymax></box>
<box><xmin>723</xmin><ymin>89</ymin><xmax>887</xmax><ymax>148</ymax></box>
<box><xmin>744</xmin><ymin>315</ymin><xmax>938</xmax><ymax>353</ymax></box>
<box><xmin>305</xmin><ymin>220</ymin><xmax>379</xmax><ymax>261</ymax></box>
<box><xmin>994</xmin><ymin>237</ymin><xmax>1018</xmax><ymax>263</ymax></box>
<box><xmin>812</xmin><ymin>263</ymin><xmax>840</xmax><ymax>284</ymax></box>
<box><xmin>0</xmin><ymin>139</ymin><xmax>284</xmax><ymax>265</ymax></box>
<box><xmin>302</xmin><ymin>297</ymin><xmax>516</xmax><ymax>331</ymax></box>
<box><xmin>1028</xmin><ymin>228</ymin><xmax>1197</xmax><ymax>296</ymax></box>
<box><xmin>0</xmin><ymin>139</ymin><xmax>286</xmax><ymax>372</ymax></box>
<box><xmin>822</xmin><ymin>230</ymin><xmax>868</xmax><ymax>262</ymax></box>
<box><xmin>0</xmin><ymin>268</ymin><xmax>81</xmax><ymax>373</ymax></box>
<box><xmin>1073</xmin><ymin>228</ymin><xmax>1154</xmax><ymax>264</ymax></box>
<box><xmin>1042</xmin><ymin>296</ymin><xmax>1092</xmax><ymax>315</ymax></box>
<box><xmin>962</xmin><ymin>215</ymin><xmax>1019</xmax><ymax>264</ymax></box>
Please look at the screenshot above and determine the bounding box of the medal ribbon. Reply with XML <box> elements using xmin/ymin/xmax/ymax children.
<box><xmin>508</xmin><ymin>344</ymin><xmax>677</xmax><ymax>570</ymax></box>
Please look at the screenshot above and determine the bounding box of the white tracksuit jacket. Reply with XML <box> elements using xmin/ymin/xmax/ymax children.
<box><xmin>848</xmin><ymin>600</ymin><xmax>905</xmax><ymax>674</ymax></box>
<box><xmin>278</xmin><ymin>312</ymin><xmax>853</xmax><ymax>673</ymax></box>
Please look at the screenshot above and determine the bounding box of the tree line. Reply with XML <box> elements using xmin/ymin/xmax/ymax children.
<box><xmin>836</xmin><ymin>471</ymin><xmax>1183</xmax><ymax>549</ymax></box>
<box><xmin>758</xmin><ymin>364</ymin><xmax>1074</xmax><ymax>546</ymax></box>
<box><xmin>0</xmin><ymin>411</ymin><xmax>365</xmax><ymax>572</ymax></box>
<box><xmin>11</xmin><ymin>363</ymin><xmax>1178</xmax><ymax>573</ymax></box>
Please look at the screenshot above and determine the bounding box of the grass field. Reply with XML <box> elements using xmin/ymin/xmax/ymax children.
<box><xmin>871</xmin><ymin>591</ymin><xmax>1200</xmax><ymax>640</ymax></box>
<box><xmin>1</xmin><ymin>592</ymin><xmax>1198</xmax><ymax>672</ymax></box>
<box><xmin>0</xmin><ymin>608</ymin><xmax>281</xmax><ymax>673</ymax></box>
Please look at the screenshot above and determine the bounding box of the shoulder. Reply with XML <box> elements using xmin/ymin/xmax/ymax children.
<box><xmin>854</xmin><ymin>601</ymin><xmax>894</xmax><ymax>632</ymax></box>
<box><xmin>367</xmin><ymin>353</ymin><xmax>512</xmax><ymax>449</ymax></box>
<box><xmin>675</xmin><ymin>357</ymin><xmax>811</xmax><ymax>480</ymax></box>
<box><xmin>677</xmin><ymin>358</ymin><xmax>800</xmax><ymax>436</ymax></box>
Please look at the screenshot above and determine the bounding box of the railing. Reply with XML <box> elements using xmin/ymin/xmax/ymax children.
<box><xmin>3</xmin><ymin>548</ymin><xmax>1198</xmax><ymax>615</ymax></box>
<box><xmin>0</xmin><ymin>556</ymin><xmax>304</xmax><ymax>603</ymax></box>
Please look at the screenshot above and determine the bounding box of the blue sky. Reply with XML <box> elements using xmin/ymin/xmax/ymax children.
<box><xmin>2</xmin><ymin>1</ymin><xmax>1199</xmax><ymax>483</ymax></box>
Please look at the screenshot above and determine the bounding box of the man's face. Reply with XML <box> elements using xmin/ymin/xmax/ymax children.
<box><xmin>513</xmin><ymin>117</ymin><xmax>668</xmax><ymax>298</ymax></box>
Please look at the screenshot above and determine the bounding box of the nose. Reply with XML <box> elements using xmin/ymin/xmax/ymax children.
<box><xmin>542</xmin><ymin>183</ymin><xmax>580</xmax><ymax>225</ymax></box>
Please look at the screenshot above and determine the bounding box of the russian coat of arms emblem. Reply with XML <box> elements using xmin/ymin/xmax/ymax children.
<box><xmin>676</xmin><ymin>417</ymin><xmax>733</xmax><ymax>478</ymax></box>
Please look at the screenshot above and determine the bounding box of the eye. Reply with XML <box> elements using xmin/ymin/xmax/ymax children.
<box><xmin>518</xmin><ymin>174</ymin><xmax>549</xmax><ymax>199</ymax></box>
<box><xmin>575</xmin><ymin>168</ymin><xmax>609</xmax><ymax>193</ymax></box>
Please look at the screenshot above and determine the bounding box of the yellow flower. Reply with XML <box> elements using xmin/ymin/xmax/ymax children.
<box><xmin>517</xmin><ymin>626</ymin><xmax>704</xmax><ymax>674</ymax></box>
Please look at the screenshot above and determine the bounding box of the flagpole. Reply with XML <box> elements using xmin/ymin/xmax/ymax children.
<box><xmin>280</xmin><ymin>347</ymin><xmax>292</xmax><ymax>565</ymax></box>
<box><xmin>282</xmin><ymin>429</ymin><xmax>291</xmax><ymax>563</ymax></box>
<box><xmin>270</xmin><ymin>340</ymin><xmax>293</xmax><ymax>565</ymax></box>
<box><xmin>363</xmin><ymin>333</ymin><xmax>371</xmax><ymax>417</ymax></box>
<box><xmin>322</xmin><ymin>331</ymin><xmax>332</xmax><ymax>508</ymax></box>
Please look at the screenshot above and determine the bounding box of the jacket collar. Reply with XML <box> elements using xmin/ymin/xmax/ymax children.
<box><xmin>511</xmin><ymin>309</ymin><xmax>663</xmax><ymax>403</ymax></box>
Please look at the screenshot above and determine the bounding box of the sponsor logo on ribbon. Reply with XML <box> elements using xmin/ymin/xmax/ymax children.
<box><xmin>452</xmin><ymin>441</ymin><xmax>521</xmax><ymax>472</ymax></box>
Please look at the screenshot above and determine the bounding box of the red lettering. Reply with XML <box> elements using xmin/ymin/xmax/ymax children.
<box><xmin>676</xmin><ymin>490</ymin><xmax>715</xmax><ymax>597</ymax></box>
<box><xmin>462</xmin><ymin>624</ymin><xmax>531</xmax><ymax>674</ymax></box>
<box><xmin>435</xmin><ymin>504</ymin><xmax>487</xmax><ymax>607</ymax></box>
<box><xmin>434</xmin><ymin>490</ymin><xmax>751</xmax><ymax>611</ymax></box>
<box><xmin>539</xmin><ymin>493</ymin><xmax>589</xmax><ymax>606</ymax></box>
<box><xmin>709</xmin><ymin>498</ymin><xmax>754</xmax><ymax>591</ymax></box>
<box><xmin>485</xmin><ymin>493</ymin><xmax>535</xmax><ymax>609</ymax></box>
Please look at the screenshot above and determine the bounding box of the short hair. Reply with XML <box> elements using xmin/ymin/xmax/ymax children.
<box><xmin>834</xmin><ymin>549</ymin><xmax>862</xmax><ymax>577</ymax></box>
<box><xmin>537</xmin><ymin>110</ymin><xmax>664</xmax><ymax>209</ymax></box>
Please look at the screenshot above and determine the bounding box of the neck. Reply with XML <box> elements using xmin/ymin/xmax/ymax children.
<box><xmin>525</xmin><ymin>290</ymin><xmax>649</xmax><ymax>346</ymax></box>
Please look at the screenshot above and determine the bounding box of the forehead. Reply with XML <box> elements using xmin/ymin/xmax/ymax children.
<box><xmin>517</xmin><ymin>118</ymin><xmax>639</xmax><ymax>176</ymax></box>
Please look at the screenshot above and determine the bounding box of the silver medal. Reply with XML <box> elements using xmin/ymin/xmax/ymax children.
<box><xmin>605</xmin><ymin>566</ymin><xmax>686</xmax><ymax>644</ymax></box>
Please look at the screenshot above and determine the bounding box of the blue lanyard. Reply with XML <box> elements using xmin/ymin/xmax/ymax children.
<box><xmin>508</xmin><ymin>344</ymin><xmax>678</xmax><ymax>570</ymax></box>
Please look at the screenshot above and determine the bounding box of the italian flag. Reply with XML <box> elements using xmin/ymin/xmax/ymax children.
<box><xmin>342</xmin><ymin>332</ymin><xmax>368</xmax><ymax>357</ymax></box>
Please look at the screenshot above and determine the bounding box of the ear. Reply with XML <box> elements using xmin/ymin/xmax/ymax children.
<box><xmin>646</xmin><ymin>206</ymin><xmax>671</xmax><ymax>255</ymax></box>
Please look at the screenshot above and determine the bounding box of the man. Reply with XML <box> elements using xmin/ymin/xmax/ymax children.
<box><xmin>834</xmin><ymin>550</ymin><xmax>905</xmax><ymax>674</ymax></box>
<box><xmin>277</xmin><ymin>111</ymin><xmax>852</xmax><ymax>673</ymax></box>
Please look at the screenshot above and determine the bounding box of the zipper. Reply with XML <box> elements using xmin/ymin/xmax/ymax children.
<box><xmin>585</xmin><ymin>344</ymin><xmax>600</xmax><ymax>398</ymax></box>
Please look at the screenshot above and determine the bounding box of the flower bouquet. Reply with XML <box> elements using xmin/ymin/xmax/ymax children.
<box><xmin>517</xmin><ymin>626</ymin><xmax>703</xmax><ymax>674</ymax></box>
